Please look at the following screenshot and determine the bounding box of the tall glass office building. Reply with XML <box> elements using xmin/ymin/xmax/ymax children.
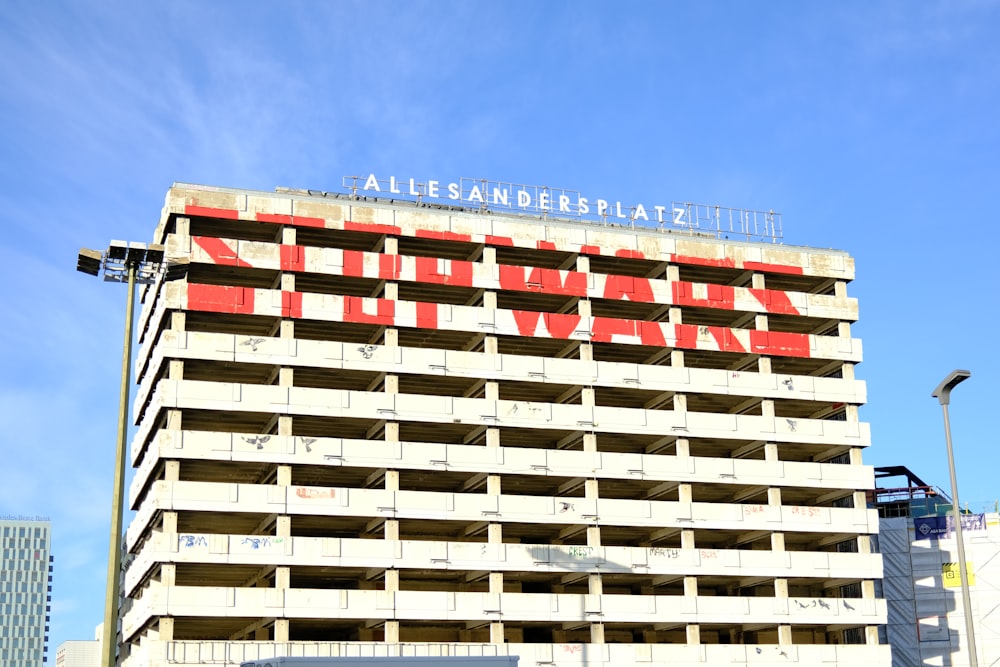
<box><xmin>1</xmin><ymin>518</ymin><xmax>53</xmax><ymax>666</ymax></box>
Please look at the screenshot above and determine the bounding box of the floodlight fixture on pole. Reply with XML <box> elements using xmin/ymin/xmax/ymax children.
<box><xmin>76</xmin><ymin>241</ymin><xmax>168</xmax><ymax>667</ymax></box>
<box><xmin>932</xmin><ymin>369</ymin><xmax>977</xmax><ymax>667</ymax></box>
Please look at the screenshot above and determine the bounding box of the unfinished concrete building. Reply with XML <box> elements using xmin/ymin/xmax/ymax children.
<box><xmin>120</xmin><ymin>182</ymin><xmax>889</xmax><ymax>666</ymax></box>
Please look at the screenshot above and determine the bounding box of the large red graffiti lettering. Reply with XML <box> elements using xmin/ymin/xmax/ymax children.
<box><xmin>415</xmin><ymin>256</ymin><xmax>474</xmax><ymax>287</ymax></box>
<box><xmin>193</xmin><ymin>237</ymin><xmax>252</xmax><ymax>268</ymax></box>
<box><xmin>498</xmin><ymin>265</ymin><xmax>588</xmax><ymax>297</ymax></box>
<box><xmin>602</xmin><ymin>274</ymin><xmax>654</xmax><ymax>302</ymax></box>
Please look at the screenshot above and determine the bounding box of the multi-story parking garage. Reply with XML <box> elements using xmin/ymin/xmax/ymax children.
<box><xmin>119</xmin><ymin>181</ymin><xmax>888</xmax><ymax>666</ymax></box>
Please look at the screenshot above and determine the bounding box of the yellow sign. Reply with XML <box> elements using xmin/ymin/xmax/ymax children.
<box><xmin>942</xmin><ymin>562</ymin><xmax>975</xmax><ymax>588</ymax></box>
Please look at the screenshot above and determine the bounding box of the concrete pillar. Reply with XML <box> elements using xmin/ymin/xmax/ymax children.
<box><xmin>483</xmin><ymin>291</ymin><xmax>498</xmax><ymax>310</ymax></box>
<box><xmin>384</xmin><ymin>621</ymin><xmax>399</xmax><ymax>644</ymax></box>
<box><xmin>577</xmin><ymin>299</ymin><xmax>592</xmax><ymax>317</ymax></box>
<box><xmin>489</xmin><ymin>622</ymin><xmax>504</xmax><ymax>644</ymax></box>
<box><xmin>384</xmin><ymin>569</ymin><xmax>399</xmax><ymax>592</ymax></box>
<box><xmin>482</xmin><ymin>247</ymin><xmax>496</xmax><ymax>265</ymax></box>
<box><xmin>675</xmin><ymin>439</ymin><xmax>690</xmax><ymax>458</ymax></box>
<box><xmin>485</xmin><ymin>381</ymin><xmax>499</xmax><ymax>401</ymax></box>
<box><xmin>771</xmin><ymin>532</ymin><xmax>785</xmax><ymax>551</ymax></box>
<box><xmin>678</xmin><ymin>483</ymin><xmax>693</xmax><ymax>503</ymax></box>
<box><xmin>671</xmin><ymin>349</ymin><xmax>685</xmax><ymax>367</ymax></box>
<box><xmin>580</xmin><ymin>387</ymin><xmax>595</xmax><ymax>406</ymax></box>
<box><xmin>764</xmin><ymin>443</ymin><xmax>779</xmax><ymax>461</ymax></box>
<box><xmin>777</xmin><ymin>624</ymin><xmax>793</xmax><ymax>645</ymax></box>
<box><xmin>157</xmin><ymin>617</ymin><xmax>174</xmax><ymax>641</ymax></box>
<box><xmin>761</xmin><ymin>399</ymin><xmax>775</xmax><ymax>418</ymax></box>
<box><xmin>160</xmin><ymin>563</ymin><xmax>176</xmax><ymax>586</ymax></box>
<box><xmin>576</xmin><ymin>256</ymin><xmax>589</xmax><ymax>273</ymax></box>
<box><xmin>162</xmin><ymin>511</ymin><xmax>177</xmax><ymax>534</ymax></box>
<box><xmin>755</xmin><ymin>314</ymin><xmax>769</xmax><ymax>331</ymax></box>
<box><xmin>751</xmin><ymin>273</ymin><xmax>765</xmax><ymax>289</ymax></box>
<box><xmin>163</xmin><ymin>460</ymin><xmax>180</xmax><ymax>482</ymax></box>
<box><xmin>385</xmin><ymin>470</ymin><xmax>399</xmax><ymax>491</ymax></box>
<box><xmin>583</xmin><ymin>433</ymin><xmax>597</xmax><ymax>452</ymax></box>
<box><xmin>579</xmin><ymin>343</ymin><xmax>593</xmax><ymax>361</ymax></box>
<box><xmin>168</xmin><ymin>359</ymin><xmax>184</xmax><ymax>381</ymax></box>
<box><xmin>484</xmin><ymin>335</ymin><xmax>498</xmax><ymax>355</ymax></box>
<box><xmin>758</xmin><ymin>356</ymin><xmax>772</xmax><ymax>374</ymax></box>
<box><xmin>590</xmin><ymin>622</ymin><xmax>605</xmax><ymax>644</ymax></box>
<box><xmin>686</xmin><ymin>624</ymin><xmax>700</xmax><ymax>645</ymax></box>
<box><xmin>681</xmin><ymin>529</ymin><xmax>695</xmax><ymax>550</ymax></box>
<box><xmin>672</xmin><ymin>393</ymin><xmax>687</xmax><ymax>412</ymax></box>
<box><xmin>774</xmin><ymin>578</ymin><xmax>788</xmax><ymax>598</ymax></box>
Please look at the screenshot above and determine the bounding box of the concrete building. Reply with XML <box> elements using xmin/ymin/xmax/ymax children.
<box><xmin>55</xmin><ymin>639</ymin><xmax>100</xmax><ymax>667</ymax></box>
<box><xmin>0</xmin><ymin>517</ymin><xmax>53</xmax><ymax>666</ymax></box>
<box><xmin>874</xmin><ymin>468</ymin><xmax>1000</xmax><ymax>665</ymax></box>
<box><xmin>119</xmin><ymin>181</ymin><xmax>888</xmax><ymax>666</ymax></box>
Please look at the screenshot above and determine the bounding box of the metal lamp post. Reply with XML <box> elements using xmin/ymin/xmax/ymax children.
<box><xmin>77</xmin><ymin>241</ymin><xmax>165</xmax><ymax>667</ymax></box>
<box><xmin>931</xmin><ymin>369</ymin><xmax>977</xmax><ymax>667</ymax></box>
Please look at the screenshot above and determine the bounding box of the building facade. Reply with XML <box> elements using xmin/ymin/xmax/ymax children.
<box><xmin>55</xmin><ymin>639</ymin><xmax>100</xmax><ymax>667</ymax></box>
<box><xmin>0</xmin><ymin>518</ymin><xmax>53</xmax><ymax>667</ymax></box>
<box><xmin>120</xmin><ymin>182</ymin><xmax>888</xmax><ymax>666</ymax></box>
<box><xmin>874</xmin><ymin>469</ymin><xmax>1000</xmax><ymax>665</ymax></box>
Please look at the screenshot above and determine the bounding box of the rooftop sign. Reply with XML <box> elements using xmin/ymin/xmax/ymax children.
<box><xmin>343</xmin><ymin>174</ymin><xmax>783</xmax><ymax>243</ymax></box>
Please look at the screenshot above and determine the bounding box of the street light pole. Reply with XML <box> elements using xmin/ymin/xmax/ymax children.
<box><xmin>932</xmin><ymin>369</ymin><xmax>976</xmax><ymax>667</ymax></box>
<box><xmin>78</xmin><ymin>242</ymin><xmax>165</xmax><ymax>667</ymax></box>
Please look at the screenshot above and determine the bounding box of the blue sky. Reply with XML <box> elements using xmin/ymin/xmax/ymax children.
<box><xmin>2</xmin><ymin>0</ymin><xmax>998</xmax><ymax>651</ymax></box>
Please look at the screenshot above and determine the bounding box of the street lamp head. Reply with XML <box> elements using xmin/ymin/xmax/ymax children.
<box><xmin>76</xmin><ymin>248</ymin><xmax>103</xmax><ymax>277</ymax></box>
<box><xmin>932</xmin><ymin>369</ymin><xmax>971</xmax><ymax>406</ymax></box>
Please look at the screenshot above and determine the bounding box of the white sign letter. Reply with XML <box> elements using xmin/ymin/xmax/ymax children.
<box><xmin>389</xmin><ymin>176</ymin><xmax>401</xmax><ymax>194</ymax></box>
<box><xmin>633</xmin><ymin>204</ymin><xmax>648</xmax><ymax>221</ymax></box>
<box><xmin>492</xmin><ymin>187</ymin><xmax>509</xmax><ymax>206</ymax></box>
<box><xmin>578</xmin><ymin>197</ymin><xmax>590</xmax><ymax>214</ymax></box>
<box><xmin>427</xmin><ymin>180</ymin><xmax>439</xmax><ymax>198</ymax></box>
<box><xmin>597</xmin><ymin>200</ymin><xmax>608</xmax><ymax>216</ymax></box>
<box><xmin>673</xmin><ymin>207</ymin><xmax>686</xmax><ymax>225</ymax></box>
<box><xmin>448</xmin><ymin>182</ymin><xmax>460</xmax><ymax>200</ymax></box>
<box><xmin>538</xmin><ymin>192</ymin><xmax>550</xmax><ymax>210</ymax></box>
<box><xmin>654</xmin><ymin>205</ymin><xmax>666</xmax><ymax>223</ymax></box>
<box><xmin>559</xmin><ymin>195</ymin><xmax>570</xmax><ymax>212</ymax></box>
<box><xmin>364</xmin><ymin>174</ymin><xmax>380</xmax><ymax>192</ymax></box>
<box><xmin>468</xmin><ymin>185</ymin><xmax>484</xmax><ymax>204</ymax></box>
<box><xmin>517</xmin><ymin>190</ymin><xmax>531</xmax><ymax>207</ymax></box>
